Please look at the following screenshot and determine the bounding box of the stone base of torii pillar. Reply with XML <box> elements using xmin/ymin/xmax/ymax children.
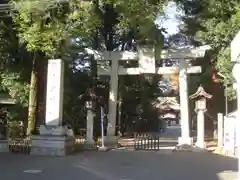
<box><xmin>102</xmin><ymin>136</ymin><xmax>118</xmax><ymax>148</ymax></box>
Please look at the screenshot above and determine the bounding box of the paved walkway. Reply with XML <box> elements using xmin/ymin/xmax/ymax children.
<box><xmin>0</xmin><ymin>151</ymin><xmax>237</xmax><ymax>180</ymax></box>
<box><xmin>160</xmin><ymin>125</ymin><xmax>181</xmax><ymax>138</ymax></box>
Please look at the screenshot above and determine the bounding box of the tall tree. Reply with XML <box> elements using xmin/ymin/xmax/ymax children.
<box><xmin>10</xmin><ymin>0</ymin><xmax>95</xmax><ymax>135</ymax></box>
<box><xmin>10</xmin><ymin>0</ymin><xmax>169</xmax><ymax>135</ymax></box>
<box><xmin>0</xmin><ymin>13</ymin><xmax>30</xmax><ymax>122</ymax></box>
<box><xmin>176</xmin><ymin>0</ymin><xmax>240</xmax><ymax>99</ymax></box>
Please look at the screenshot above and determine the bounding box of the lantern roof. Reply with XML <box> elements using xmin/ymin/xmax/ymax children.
<box><xmin>189</xmin><ymin>85</ymin><xmax>212</xmax><ymax>100</ymax></box>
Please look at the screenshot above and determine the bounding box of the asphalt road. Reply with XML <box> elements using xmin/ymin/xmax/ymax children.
<box><xmin>0</xmin><ymin>150</ymin><xmax>238</xmax><ymax>180</ymax></box>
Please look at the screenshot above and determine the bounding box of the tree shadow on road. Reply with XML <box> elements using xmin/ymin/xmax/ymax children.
<box><xmin>70</xmin><ymin>151</ymin><xmax>238</xmax><ymax>180</ymax></box>
<box><xmin>0</xmin><ymin>151</ymin><xmax>238</xmax><ymax>180</ymax></box>
<box><xmin>169</xmin><ymin>152</ymin><xmax>238</xmax><ymax>180</ymax></box>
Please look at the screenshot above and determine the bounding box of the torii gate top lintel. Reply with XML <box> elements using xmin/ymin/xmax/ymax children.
<box><xmin>85</xmin><ymin>45</ymin><xmax>210</xmax><ymax>75</ymax></box>
<box><xmin>85</xmin><ymin>45</ymin><xmax>211</xmax><ymax>61</ymax></box>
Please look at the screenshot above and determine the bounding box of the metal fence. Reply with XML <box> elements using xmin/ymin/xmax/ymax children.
<box><xmin>0</xmin><ymin>121</ymin><xmax>31</xmax><ymax>154</ymax></box>
<box><xmin>1</xmin><ymin>122</ymin><xmax>180</xmax><ymax>153</ymax></box>
<box><xmin>134</xmin><ymin>133</ymin><xmax>162</xmax><ymax>150</ymax></box>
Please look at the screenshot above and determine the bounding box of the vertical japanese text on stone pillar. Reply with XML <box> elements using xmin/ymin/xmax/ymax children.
<box><xmin>45</xmin><ymin>59</ymin><xmax>64</xmax><ymax>126</ymax></box>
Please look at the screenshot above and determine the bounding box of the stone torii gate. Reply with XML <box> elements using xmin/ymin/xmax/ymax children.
<box><xmin>86</xmin><ymin>45</ymin><xmax>210</xmax><ymax>147</ymax></box>
<box><xmin>29</xmin><ymin>45</ymin><xmax>210</xmax><ymax>156</ymax></box>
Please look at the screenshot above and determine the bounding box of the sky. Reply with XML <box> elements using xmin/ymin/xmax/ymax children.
<box><xmin>156</xmin><ymin>2</ymin><xmax>183</xmax><ymax>36</ymax></box>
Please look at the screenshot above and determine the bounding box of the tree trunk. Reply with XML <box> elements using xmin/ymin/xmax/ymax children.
<box><xmin>27</xmin><ymin>53</ymin><xmax>38</xmax><ymax>136</ymax></box>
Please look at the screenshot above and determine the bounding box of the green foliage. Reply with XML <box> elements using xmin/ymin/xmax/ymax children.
<box><xmin>10</xmin><ymin>0</ymin><xmax>167</xmax><ymax>54</ymax></box>
<box><xmin>10</xmin><ymin>0</ymin><xmax>97</xmax><ymax>57</ymax></box>
<box><xmin>7</xmin><ymin>0</ymin><xmax>100</xmax><ymax>131</ymax></box>
<box><xmin>0</xmin><ymin>17</ymin><xmax>30</xmax><ymax>121</ymax></box>
<box><xmin>216</xmin><ymin>48</ymin><xmax>236</xmax><ymax>99</ymax></box>
<box><xmin>115</xmin><ymin>0</ymin><xmax>165</xmax><ymax>44</ymax></box>
<box><xmin>176</xmin><ymin>0</ymin><xmax>240</xmax><ymax>99</ymax></box>
<box><xmin>2</xmin><ymin>0</ymin><xmax>168</xmax><ymax>132</ymax></box>
<box><xmin>0</xmin><ymin>72</ymin><xmax>29</xmax><ymax>106</ymax></box>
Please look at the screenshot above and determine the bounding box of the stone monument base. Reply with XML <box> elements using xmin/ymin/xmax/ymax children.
<box><xmin>84</xmin><ymin>138</ymin><xmax>96</xmax><ymax>150</ymax></box>
<box><xmin>30</xmin><ymin>135</ymin><xmax>75</xmax><ymax>156</ymax></box>
<box><xmin>0</xmin><ymin>140</ymin><xmax>8</xmax><ymax>152</ymax></box>
<box><xmin>194</xmin><ymin>141</ymin><xmax>206</xmax><ymax>150</ymax></box>
<box><xmin>178</xmin><ymin>137</ymin><xmax>193</xmax><ymax>146</ymax></box>
<box><xmin>39</xmin><ymin>125</ymin><xmax>68</xmax><ymax>136</ymax></box>
<box><xmin>174</xmin><ymin>144</ymin><xmax>207</xmax><ymax>152</ymax></box>
<box><xmin>175</xmin><ymin>137</ymin><xmax>200</xmax><ymax>152</ymax></box>
<box><xmin>213</xmin><ymin>146</ymin><xmax>237</xmax><ymax>158</ymax></box>
<box><xmin>98</xmin><ymin>146</ymin><xmax>109</xmax><ymax>152</ymax></box>
<box><xmin>98</xmin><ymin>136</ymin><xmax>118</xmax><ymax>149</ymax></box>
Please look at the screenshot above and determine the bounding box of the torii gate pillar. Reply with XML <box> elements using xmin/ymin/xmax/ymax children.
<box><xmin>178</xmin><ymin>60</ymin><xmax>192</xmax><ymax>145</ymax></box>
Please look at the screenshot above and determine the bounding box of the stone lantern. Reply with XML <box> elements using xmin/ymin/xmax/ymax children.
<box><xmin>84</xmin><ymin>89</ymin><xmax>96</xmax><ymax>148</ymax></box>
<box><xmin>190</xmin><ymin>86</ymin><xmax>212</xmax><ymax>149</ymax></box>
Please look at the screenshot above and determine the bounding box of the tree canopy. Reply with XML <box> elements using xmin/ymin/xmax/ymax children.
<box><xmin>0</xmin><ymin>0</ymin><xmax>169</xmax><ymax>134</ymax></box>
<box><xmin>176</xmin><ymin>0</ymin><xmax>240</xmax><ymax>99</ymax></box>
<box><xmin>0</xmin><ymin>0</ymin><xmax>230</xmax><ymax>135</ymax></box>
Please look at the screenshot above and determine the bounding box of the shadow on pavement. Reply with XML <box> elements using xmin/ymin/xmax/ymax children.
<box><xmin>0</xmin><ymin>151</ymin><xmax>238</xmax><ymax>180</ymax></box>
<box><xmin>68</xmin><ymin>151</ymin><xmax>238</xmax><ymax>180</ymax></box>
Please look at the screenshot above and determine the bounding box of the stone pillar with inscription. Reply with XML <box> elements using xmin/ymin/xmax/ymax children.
<box><xmin>31</xmin><ymin>59</ymin><xmax>75</xmax><ymax>156</ymax></box>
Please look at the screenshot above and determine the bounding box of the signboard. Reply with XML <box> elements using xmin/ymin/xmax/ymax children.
<box><xmin>223</xmin><ymin>116</ymin><xmax>236</xmax><ymax>153</ymax></box>
<box><xmin>138</xmin><ymin>47</ymin><xmax>155</xmax><ymax>73</ymax></box>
